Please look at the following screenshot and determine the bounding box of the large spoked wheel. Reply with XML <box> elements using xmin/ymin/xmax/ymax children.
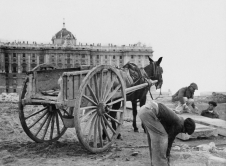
<box><xmin>18</xmin><ymin>78</ymin><xmax>69</xmax><ymax>143</ymax></box>
<box><xmin>74</xmin><ymin>65</ymin><xmax>126</xmax><ymax>153</ymax></box>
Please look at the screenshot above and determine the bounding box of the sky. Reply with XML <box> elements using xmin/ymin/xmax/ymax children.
<box><xmin>0</xmin><ymin>0</ymin><xmax>226</xmax><ymax>95</ymax></box>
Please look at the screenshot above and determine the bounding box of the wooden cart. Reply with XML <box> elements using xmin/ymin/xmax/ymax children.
<box><xmin>19</xmin><ymin>64</ymin><xmax>153</xmax><ymax>153</ymax></box>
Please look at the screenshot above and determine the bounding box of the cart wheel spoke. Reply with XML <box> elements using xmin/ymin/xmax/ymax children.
<box><xmin>102</xmin><ymin>74</ymin><xmax>111</xmax><ymax>102</ymax></box>
<box><xmin>105</xmin><ymin>84</ymin><xmax>121</xmax><ymax>103</ymax></box>
<box><xmin>107</xmin><ymin>97</ymin><xmax>124</xmax><ymax>106</ymax></box>
<box><xmin>60</xmin><ymin>109</ymin><xmax>70</xmax><ymax>116</ymax></box>
<box><xmin>87</xmin><ymin>114</ymin><xmax>97</xmax><ymax>142</ymax></box>
<box><xmin>55</xmin><ymin>113</ymin><xmax>60</xmax><ymax>136</ymax></box>
<box><xmin>80</xmin><ymin>109</ymin><xmax>96</xmax><ymax>121</ymax></box>
<box><xmin>56</xmin><ymin>109</ymin><xmax>64</xmax><ymax>122</ymax></box>
<box><xmin>34</xmin><ymin>113</ymin><xmax>50</xmax><ymax>137</ymax></box>
<box><xmin>28</xmin><ymin>110</ymin><xmax>48</xmax><ymax>129</ymax></box>
<box><xmin>42</xmin><ymin>113</ymin><xmax>52</xmax><ymax>140</ymax></box>
<box><xmin>101</xmin><ymin>117</ymin><xmax>111</xmax><ymax>141</ymax></box>
<box><xmin>50</xmin><ymin>113</ymin><xmax>55</xmax><ymax>140</ymax></box>
<box><xmin>93</xmin><ymin>116</ymin><xmax>99</xmax><ymax>148</ymax></box>
<box><xmin>82</xmin><ymin>94</ymin><xmax>98</xmax><ymax>106</ymax></box>
<box><xmin>105</xmin><ymin>114</ymin><xmax>121</xmax><ymax>125</ymax></box>
<box><xmin>87</xmin><ymin>84</ymin><xmax>98</xmax><ymax>103</ymax></box>
<box><xmin>83</xmin><ymin>112</ymin><xmax>96</xmax><ymax>135</ymax></box>
<box><xmin>80</xmin><ymin>106</ymin><xmax>97</xmax><ymax>110</ymax></box>
<box><xmin>25</xmin><ymin>107</ymin><xmax>47</xmax><ymax>120</ymax></box>
<box><xmin>103</xmin><ymin>75</ymin><xmax>116</xmax><ymax>101</ymax></box>
<box><xmin>103</xmin><ymin>116</ymin><xmax>116</xmax><ymax>134</ymax></box>
<box><xmin>107</xmin><ymin>108</ymin><xmax>123</xmax><ymax>113</ymax></box>
<box><xmin>98</xmin><ymin>116</ymin><xmax>103</xmax><ymax>147</ymax></box>
<box><xmin>99</xmin><ymin>69</ymin><xmax>104</xmax><ymax>101</ymax></box>
<box><xmin>94</xmin><ymin>74</ymin><xmax>99</xmax><ymax>101</ymax></box>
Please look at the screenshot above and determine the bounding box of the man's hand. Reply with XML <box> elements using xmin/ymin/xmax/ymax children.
<box><xmin>183</xmin><ymin>104</ymin><xmax>189</xmax><ymax>110</ymax></box>
<box><xmin>194</xmin><ymin>106</ymin><xmax>199</xmax><ymax>114</ymax></box>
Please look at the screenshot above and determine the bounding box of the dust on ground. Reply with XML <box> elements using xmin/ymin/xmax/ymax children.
<box><xmin>0</xmin><ymin>98</ymin><xmax>226</xmax><ymax>166</ymax></box>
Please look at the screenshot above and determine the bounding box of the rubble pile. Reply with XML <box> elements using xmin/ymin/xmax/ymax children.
<box><xmin>210</xmin><ymin>92</ymin><xmax>226</xmax><ymax>103</ymax></box>
<box><xmin>196</xmin><ymin>92</ymin><xmax>226</xmax><ymax>103</ymax></box>
<box><xmin>0</xmin><ymin>93</ymin><xmax>19</xmax><ymax>103</ymax></box>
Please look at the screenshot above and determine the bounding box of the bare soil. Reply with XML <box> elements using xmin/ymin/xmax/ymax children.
<box><xmin>0</xmin><ymin>98</ymin><xmax>226</xmax><ymax>166</ymax></box>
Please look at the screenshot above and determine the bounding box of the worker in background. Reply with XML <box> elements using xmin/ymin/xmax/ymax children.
<box><xmin>172</xmin><ymin>83</ymin><xmax>199</xmax><ymax>114</ymax></box>
<box><xmin>201</xmin><ymin>101</ymin><xmax>219</xmax><ymax>119</ymax></box>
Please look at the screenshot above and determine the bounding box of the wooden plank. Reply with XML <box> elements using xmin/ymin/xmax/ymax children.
<box><xmin>73</xmin><ymin>74</ymin><xmax>80</xmax><ymax>99</ymax></box>
<box><xmin>125</xmin><ymin>82</ymin><xmax>149</xmax><ymax>94</ymax></box>
<box><xmin>179</xmin><ymin>113</ymin><xmax>226</xmax><ymax>136</ymax></box>
<box><xmin>62</xmin><ymin>70</ymin><xmax>90</xmax><ymax>76</ymax></box>
<box><xmin>31</xmin><ymin>94</ymin><xmax>58</xmax><ymax>101</ymax></box>
<box><xmin>176</xmin><ymin>123</ymin><xmax>218</xmax><ymax>140</ymax></box>
<box><xmin>67</xmin><ymin>75</ymin><xmax>73</xmax><ymax>100</ymax></box>
<box><xmin>63</xmin><ymin>76</ymin><xmax>67</xmax><ymax>100</ymax></box>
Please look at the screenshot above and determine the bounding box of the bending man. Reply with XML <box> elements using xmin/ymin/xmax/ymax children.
<box><xmin>139</xmin><ymin>100</ymin><xmax>196</xmax><ymax>166</ymax></box>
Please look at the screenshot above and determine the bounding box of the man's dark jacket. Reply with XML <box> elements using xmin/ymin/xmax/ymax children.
<box><xmin>157</xmin><ymin>103</ymin><xmax>184</xmax><ymax>157</ymax></box>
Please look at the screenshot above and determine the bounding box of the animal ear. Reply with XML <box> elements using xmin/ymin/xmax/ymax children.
<box><xmin>148</xmin><ymin>57</ymin><xmax>154</xmax><ymax>63</ymax></box>
<box><xmin>156</xmin><ymin>57</ymin><xmax>163</xmax><ymax>66</ymax></box>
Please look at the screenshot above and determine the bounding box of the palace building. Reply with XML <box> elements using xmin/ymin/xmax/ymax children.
<box><xmin>0</xmin><ymin>22</ymin><xmax>154</xmax><ymax>94</ymax></box>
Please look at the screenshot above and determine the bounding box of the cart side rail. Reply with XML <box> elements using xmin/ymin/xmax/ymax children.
<box><xmin>57</xmin><ymin>70</ymin><xmax>90</xmax><ymax>105</ymax></box>
<box><xmin>23</xmin><ymin>67</ymin><xmax>81</xmax><ymax>103</ymax></box>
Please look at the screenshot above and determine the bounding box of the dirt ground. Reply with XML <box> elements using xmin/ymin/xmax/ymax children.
<box><xmin>1</xmin><ymin>97</ymin><xmax>226</xmax><ymax>166</ymax></box>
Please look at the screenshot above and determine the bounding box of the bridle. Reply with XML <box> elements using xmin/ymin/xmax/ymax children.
<box><xmin>145</xmin><ymin>62</ymin><xmax>163</xmax><ymax>100</ymax></box>
<box><xmin>121</xmin><ymin>62</ymin><xmax>162</xmax><ymax>100</ymax></box>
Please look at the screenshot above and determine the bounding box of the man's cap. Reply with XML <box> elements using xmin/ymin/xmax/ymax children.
<box><xmin>190</xmin><ymin>83</ymin><xmax>198</xmax><ymax>90</ymax></box>
<box><xmin>184</xmin><ymin>118</ymin><xmax>196</xmax><ymax>135</ymax></box>
<box><xmin>208</xmin><ymin>101</ymin><xmax>217</xmax><ymax>107</ymax></box>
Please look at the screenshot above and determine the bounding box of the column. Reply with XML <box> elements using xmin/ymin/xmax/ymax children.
<box><xmin>9</xmin><ymin>53</ymin><xmax>12</xmax><ymax>73</ymax></box>
<box><xmin>28</xmin><ymin>54</ymin><xmax>31</xmax><ymax>71</ymax></box>
<box><xmin>45</xmin><ymin>54</ymin><xmax>49</xmax><ymax>64</ymax></box>
<box><xmin>18</xmin><ymin>53</ymin><xmax>21</xmax><ymax>73</ymax></box>
<box><xmin>0</xmin><ymin>53</ymin><xmax>4</xmax><ymax>73</ymax></box>
<box><xmin>109</xmin><ymin>55</ymin><xmax>112</xmax><ymax>65</ymax></box>
<box><xmin>37</xmin><ymin>54</ymin><xmax>40</xmax><ymax>66</ymax></box>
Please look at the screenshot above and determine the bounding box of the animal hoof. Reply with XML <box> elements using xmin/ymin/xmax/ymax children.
<box><xmin>134</xmin><ymin>129</ymin><xmax>139</xmax><ymax>132</ymax></box>
<box><xmin>117</xmin><ymin>134</ymin><xmax>123</xmax><ymax>140</ymax></box>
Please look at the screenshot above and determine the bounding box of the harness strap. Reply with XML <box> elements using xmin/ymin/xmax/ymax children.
<box><xmin>144</xmin><ymin>77</ymin><xmax>154</xmax><ymax>100</ymax></box>
<box><xmin>152</xmin><ymin>62</ymin><xmax>156</xmax><ymax>77</ymax></box>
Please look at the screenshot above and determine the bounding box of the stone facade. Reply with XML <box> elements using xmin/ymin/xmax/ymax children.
<box><xmin>0</xmin><ymin>25</ymin><xmax>153</xmax><ymax>94</ymax></box>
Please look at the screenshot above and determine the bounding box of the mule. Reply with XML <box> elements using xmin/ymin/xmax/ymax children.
<box><xmin>103</xmin><ymin>57</ymin><xmax>163</xmax><ymax>139</ymax></box>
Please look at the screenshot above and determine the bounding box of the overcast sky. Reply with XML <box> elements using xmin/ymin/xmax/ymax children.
<box><xmin>0</xmin><ymin>0</ymin><xmax>226</xmax><ymax>94</ymax></box>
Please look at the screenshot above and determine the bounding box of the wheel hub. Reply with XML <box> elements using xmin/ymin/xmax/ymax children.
<box><xmin>96</xmin><ymin>103</ymin><xmax>106</xmax><ymax>116</ymax></box>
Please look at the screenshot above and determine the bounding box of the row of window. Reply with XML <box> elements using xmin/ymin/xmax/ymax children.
<box><xmin>5</xmin><ymin>88</ymin><xmax>17</xmax><ymax>93</ymax></box>
<box><xmin>6</xmin><ymin>53</ymin><xmax>146</xmax><ymax>59</ymax></box>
